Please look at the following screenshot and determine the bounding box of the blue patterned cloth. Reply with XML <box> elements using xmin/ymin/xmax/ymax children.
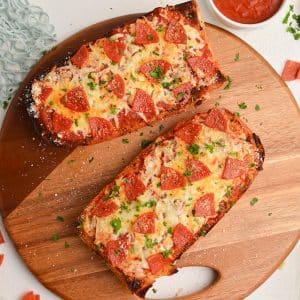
<box><xmin>0</xmin><ymin>0</ymin><xmax>56</xmax><ymax>110</ymax></box>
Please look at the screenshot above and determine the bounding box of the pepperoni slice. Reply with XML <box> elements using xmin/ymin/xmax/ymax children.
<box><xmin>88</xmin><ymin>117</ymin><xmax>115</xmax><ymax>143</ymax></box>
<box><xmin>91</xmin><ymin>192</ymin><xmax>119</xmax><ymax>217</ymax></box>
<box><xmin>140</xmin><ymin>60</ymin><xmax>171</xmax><ymax>83</ymax></box>
<box><xmin>186</xmin><ymin>159</ymin><xmax>211</xmax><ymax>182</ymax></box>
<box><xmin>22</xmin><ymin>291</ymin><xmax>40</xmax><ymax>300</ymax></box>
<box><xmin>165</xmin><ymin>21</ymin><xmax>187</xmax><ymax>44</ymax></box>
<box><xmin>101</xmin><ymin>38</ymin><xmax>126</xmax><ymax>63</ymax></box>
<box><xmin>52</xmin><ymin>112</ymin><xmax>73</xmax><ymax>133</ymax></box>
<box><xmin>131</xmin><ymin>89</ymin><xmax>156</xmax><ymax>120</ymax></box>
<box><xmin>187</xmin><ymin>55</ymin><xmax>216</xmax><ymax>76</ymax></box>
<box><xmin>204</xmin><ymin>108</ymin><xmax>227</xmax><ymax>132</ymax></box>
<box><xmin>297</xmin><ymin>69</ymin><xmax>300</xmax><ymax>79</ymax></box>
<box><xmin>107</xmin><ymin>235</ymin><xmax>130</xmax><ymax>267</ymax></box>
<box><xmin>222</xmin><ymin>157</ymin><xmax>246</xmax><ymax>179</ymax></box>
<box><xmin>62</xmin><ymin>131</ymin><xmax>85</xmax><ymax>144</ymax></box>
<box><xmin>107</xmin><ymin>74</ymin><xmax>125</xmax><ymax>98</ymax></box>
<box><xmin>38</xmin><ymin>86</ymin><xmax>53</xmax><ymax>103</ymax></box>
<box><xmin>132</xmin><ymin>212</ymin><xmax>156</xmax><ymax>234</ymax></box>
<box><xmin>61</xmin><ymin>87</ymin><xmax>90</xmax><ymax>112</ymax></box>
<box><xmin>39</xmin><ymin>107</ymin><xmax>53</xmax><ymax>131</ymax></box>
<box><xmin>0</xmin><ymin>254</ymin><xmax>3</xmax><ymax>267</ymax></box>
<box><xmin>175</xmin><ymin>122</ymin><xmax>202</xmax><ymax>144</ymax></box>
<box><xmin>161</xmin><ymin>166</ymin><xmax>186</xmax><ymax>190</ymax></box>
<box><xmin>147</xmin><ymin>253</ymin><xmax>171</xmax><ymax>275</ymax></box>
<box><xmin>172</xmin><ymin>223</ymin><xmax>194</xmax><ymax>252</ymax></box>
<box><xmin>117</xmin><ymin>109</ymin><xmax>144</xmax><ymax>129</ymax></box>
<box><xmin>281</xmin><ymin>60</ymin><xmax>300</xmax><ymax>81</ymax></box>
<box><xmin>195</xmin><ymin>193</ymin><xmax>215</xmax><ymax>217</ymax></box>
<box><xmin>135</xmin><ymin>20</ymin><xmax>159</xmax><ymax>45</ymax></box>
<box><xmin>173</xmin><ymin>82</ymin><xmax>193</xmax><ymax>105</ymax></box>
<box><xmin>0</xmin><ymin>230</ymin><xmax>4</xmax><ymax>244</ymax></box>
<box><xmin>123</xmin><ymin>173</ymin><xmax>146</xmax><ymax>201</ymax></box>
<box><xmin>71</xmin><ymin>45</ymin><xmax>90</xmax><ymax>68</ymax></box>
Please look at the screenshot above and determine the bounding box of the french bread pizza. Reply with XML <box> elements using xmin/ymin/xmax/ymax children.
<box><xmin>30</xmin><ymin>0</ymin><xmax>225</xmax><ymax>146</ymax></box>
<box><xmin>79</xmin><ymin>107</ymin><xmax>265</xmax><ymax>297</ymax></box>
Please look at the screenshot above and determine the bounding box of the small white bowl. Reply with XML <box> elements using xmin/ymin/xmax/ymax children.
<box><xmin>208</xmin><ymin>0</ymin><xmax>288</xmax><ymax>29</ymax></box>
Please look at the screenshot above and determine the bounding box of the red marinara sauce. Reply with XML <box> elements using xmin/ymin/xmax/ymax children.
<box><xmin>213</xmin><ymin>0</ymin><xmax>283</xmax><ymax>24</ymax></box>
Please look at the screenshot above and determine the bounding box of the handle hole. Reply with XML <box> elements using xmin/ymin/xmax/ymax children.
<box><xmin>146</xmin><ymin>266</ymin><xmax>218</xmax><ymax>299</ymax></box>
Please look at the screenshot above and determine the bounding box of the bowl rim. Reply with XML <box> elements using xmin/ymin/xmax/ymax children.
<box><xmin>208</xmin><ymin>0</ymin><xmax>288</xmax><ymax>28</ymax></box>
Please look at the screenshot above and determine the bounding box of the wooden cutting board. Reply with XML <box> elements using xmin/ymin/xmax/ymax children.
<box><xmin>0</xmin><ymin>13</ymin><xmax>300</xmax><ymax>300</ymax></box>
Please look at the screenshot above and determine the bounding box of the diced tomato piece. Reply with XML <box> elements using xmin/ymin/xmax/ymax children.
<box><xmin>195</xmin><ymin>193</ymin><xmax>215</xmax><ymax>217</ymax></box>
<box><xmin>107</xmin><ymin>235</ymin><xmax>130</xmax><ymax>267</ymax></box>
<box><xmin>204</xmin><ymin>108</ymin><xmax>227</xmax><ymax>132</ymax></box>
<box><xmin>101</xmin><ymin>38</ymin><xmax>126</xmax><ymax>63</ymax></box>
<box><xmin>61</xmin><ymin>86</ymin><xmax>90</xmax><ymax>112</ymax></box>
<box><xmin>88</xmin><ymin>117</ymin><xmax>115</xmax><ymax>143</ymax></box>
<box><xmin>135</xmin><ymin>20</ymin><xmax>159</xmax><ymax>45</ymax></box>
<box><xmin>222</xmin><ymin>157</ymin><xmax>246</xmax><ymax>179</ymax></box>
<box><xmin>140</xmin><ymin>60</ymin><xmax>171</xmax><ymax>83</ymax></box>
<box><xmin>175</xmin><ymin>122</ymin><xmax>202</xmax><ymax>144</ymax></box>
<box><xmin>52</xmin><ymin>112</ymin><xmax>73</xmax><ymax>133</ymax></box>
<box><xmin>22</xmin><ymin>291</ymin><xmax>40</xmax><ymax>300</ymax></box>
<box><xmin>172</xmin><ymin>223</ymin><xmax>194</xmax><ymax>252</ymax></box>
<box><xmin>281</xmin><ymin>60</ymin><xmax>300</xmax><ymax>81</ymax></box>
<box><xmin>91</xmin><ymin>192</ymin><xmax>119</xmax><ymax>217</ymax></box>
<box><xmin>131</xmin><ymin>89</ymin><xmax>156</xmax><ymax>121</ymax></box>
<box><xmin>165</xmin><ymin>21</ymin><xmax>187</xmax><ymax>44</ymax></box>
<box><xmin>186</xmin><ymin>159</ymin><xmax>211</xmax><ymax>182</ymax></box>
<box><xmin>173</xmin><ymin>82</ymin><xmax>193</xmax><ymax>105</ymax></box>
<box><xmin>147</xmin><ymin>253</ymin><xmax>171</xmax><ymax>275</ymax></box>
<box><xmin>160</xmin><ymin>166</ymin><xmax>186</xmax><ymax>190</ymax></box>
<box><xmin>132</xmin><ymin>212</ymin><xmax>156</xmax><ymax>234</ymax></box>
<box><xmin>107</xmin><ymin>74</ymin><xmax>125</xmax><ymax>98</ymax></box>
<box><xmin>38</xmin><ymin>86</ymin><xmax>53</xmax><ymax>103</ymax></box>
<box><xmin>0</xmin><ymin>254</ymin><xmax>3</xmax><ymax>267</ymax></box>
<box><xmin>123</xmin><ymin>173</ymin><xmax>146</xmax><ymax>201</ymax></box>
<box><xmin>117</xmin><ymin>109</ymin><xmax>144</xmax><ymax>129</ymax></box>
<box><xmin>0</xmin><ymin>230</ymin><xmax>4</xmax><ymax>244</ymax></box>
<box><xmin>71</xmin><ymin>45</ymin><xmax>90</xmax><ymax>68</ymax></box>
<box><xmin>187</xmin><ymin>55</ymin><xmax>216</xmax><ymax>76</ymax></box>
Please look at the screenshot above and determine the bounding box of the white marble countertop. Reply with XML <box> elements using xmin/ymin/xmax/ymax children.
<box><xmin>0</xmin><ymin>1</ymin><xmax>299</xmax><ymax>299</ymax></box>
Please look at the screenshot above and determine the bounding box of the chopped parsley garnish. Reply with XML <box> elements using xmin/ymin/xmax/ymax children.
<box><xmin>156</xmin><ymin>182</ymin><xmax>161</xmax><ymax>188</ymax></box>
<box><xmin>104</xmin><ymin>185</ymin><xmax>120</xmax><ymax>201</ymax></box>
<box><xmin>120</xmin><ymin>203</ymin><xmax>129</xmax><ymax>212</ymax></box>
<box><xmin>249</xmin><ymin>162</ymin><xmax>256</xmax><ymax>168</ymax></box>
<box><xmin>224</xmin><ymin>186</ymin><xmax>233</xmax><ymax>198</ymax></box>
<box><xmin>145</xmin><ymin>235</ymin><xmax>154</xmax><ymax>249</ymax></box>
<box><xmin>282</xmin><ymin>5</ymin><xmax>300</xmax><ymax>40</ymax></box>
<box><xmin>67</xmin><ymin>159</ymin><xmax>75</xmax><ymax>164</ymax></box>
<box><xmin>163</xmin><ymin>221</ymin><xmax>167</xmax><ymax>227</ymax></box>
<box><xmin>110</xmin><ymin>105</ymin><xmax>117</xmax><ymax>115</ymax></box>
<box><xmin>64</xmin><ymin>241</ymin><xmax>70</xmax><ymax>248</ymax></box>
<box><xmin>152</xmin><ymin>50</ymin><xmax>160</xmax><ymax>56</ymax></box>
<box><xmin>150</xmin><ymin>66</ymin><xmax>163</xmax><ymax>80</ymax></box>
<box><xmin>255</xmin><ymin>104</ymin><xmax>261</xmax><ymax>111</ymax></box>
<box><xmin>215</xmin><ymin>101</ymin><xmax>220</xmax><ymax>107</ymax></box>
<box><xmin>147</xmin><ymin>34</ymin><xmax>154</xmax><ymax>40</ymax></box>
<box><xmin>61</xmin><ymin>88</ymin><xmax>67</xmax><ymax>92</ymax></box>
<box><xmin>87</xmin><ymin>81</ymin><xmax>97</xmax><ymax>90</ymax></box>
<box><xmin>56</xmin><ymin>216</ymin><xmax>64</xmax><ymax>222</ymax></box>
<box><xmin>224</xmin><ymin>76</ymin><xmax>232</xmax><ymax>90</ymax></box>
<box><xmin>234</xmin><ymin>53</ymin><xmax>240</xmax><ymax>61</ymax></box>
<box><xmin>176</xmin><ymin>92</ymin><xmax>186</xmax><ymax>100</ymax></box>
<box><xmin>183</xmin><ymin>170</ymin><xmax>192</xmax><ymax>177</ymax></box>
<box><xmin>143</xmin><ymin>200</ymin><xmax>156</xmax><ymax>208</ymax></box>
<box><xmin>110</xmin><ymin>218</ymin><xmax>122</xmax><ymax>233</ymax></box>
<box><xmin>74</xmin><ymin>119</ymin><xmax>79</xmax><ymax>127</ymax></box>
<box><xmin>162</xmin><ymin>81</ymin><xmax>172</xmax><ymax>89</ymax></box>
<box><xmin>183</xmin><ymin>53</ymin><xmax>188</xmax><ymax>60</ymax></box>
<box><xmin>234</xmin><ymin>112</ymin><xmax>241</xmax><ymax>118</ymax></box>
<box><xmin>141</xmin><ymin>139</ymin><xmax>152</xmax><ymax>149</ymax></box>
<box><xmin>88</xmin><ymin>157</ymin><xmax>94</xmax><ymax>163</ymax></box>
<box><xmin>167</xmin><ymin>227</ymin><xmax>173</xmax><ymax>234</ymax></box>
<box><xmin>214</xmin><ymin>139</ymin><xmax>225</xmax><ymax>147</ymax></box>
<box><xmin>188</xmin><ymin>143</ymin><xmax>200</xmax><ymax>155</ymax></box>
<box><xmin>157</xmin><ymin>26</ymin><xmax>166</xmax><ymax>32</ymax></box>
<box><xmin>152</xmin><ymin>288</ymin><xmax>157</xmax><ymax>293</ymax></box>
<box><xmin>204</xmin><ymin>143</ymin><xmax>214</xmax><ymax>154</ymax></box>
<box><xmin>229</xmin><ymin>201</ymin><xmax>235</xmax><ymax>207</ymax></box>
<box><xmin>238</xmin><ymin>102</ymin><xmax>247</xmax><ymax>109</ymax></box>
<box><xmin>53</xmin><ymin>233</ymin><xmax>59</xmax><ymax>241</ymax></box>
<box><xmin>250</xmin><ymin>197</ymin><xmax>259</xmax><ymax>206</ymax></box>
<box><xmin>88</xmin><ymin>72</ymin><xmax>93</xmax><ymax>79</ymax></box>
<box><xmin>2</xmin><ymin>100</ymin><xmax>9</xmax><ymax>110</ymax></box>
<box><xmin>162</xmin><ymin>249</ymin><xmax>172</xmax><ymax>258</ymax></box>
<box><xmin>131</xmin><ymin>74</ymin><xmax>137</xmax><ymax>81</ymax></box>
<box><xmin>159</xmin><ymin>124</ymin><xmax>164</xmax><ymax>131</ymax></box>
<box><xmin>228</xmin><ymin>151</ymin><xmax>238</xmax><ymax>158</ymax></box>
<box><xmin>122</xmin><ymin>138</ymin><xmax>129</xmax><ymax>144</ymax></box>
<box><xmin>135</xmin><ymin>201</ymin><xmax>142</xmax><ymax>212</ymax></box>
<box><xmin>49</xmin><ymin>100</ymin><xmax>54</xmax><ymax>106</ymax></box>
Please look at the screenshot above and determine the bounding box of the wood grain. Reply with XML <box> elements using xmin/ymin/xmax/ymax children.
<box><xmin>1</xmin><ymin>21</ymin><xmax>300</xmax><ymax>300</ymax></box>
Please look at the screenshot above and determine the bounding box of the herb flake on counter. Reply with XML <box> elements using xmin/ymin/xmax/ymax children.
<box><xmin>56</xmin><ymin>216</ymin><xmax>64</xmax><ymax>222</ymax></box>
<box><xmin>141</xmin><ymin>139</ymin><xmax>152</xmax><ymax>149</ymax></box>
<box><xmin>250</xmin><ymin>197</ymin><xmax>259</xmax><ymax>206</ymax></box>
<box><xmin>224</xmin><ymin>76</ymin><xmax>232</xmax><ymax>90</ymax></box>
<box><xmin>64</xmin><ymin>241</ymin><xmax>70</xmax><ymax>248</ymax></box>
<box><xmin>255</xmin><ymin>104</ymin><xmax>261</xmax><ymax>111</ymax></box>
<box><xmin>234</xmin><ymin>53</ymin><xmax>240</xmax><ymax>61</ymax></box>
<box><xmin>238</xmin><ymin>102</ymin><xmax>247</xmax><ymax>109</ymax></box>
<box><xmin>53</xmin><ymin>233</ymin><xmax>59</xmax><ymax>241</ymax></box>
<box><xmin>88</xmin><ymin>157</ymin><xmax>94</xmax><ymax>163</ymax></box>
<box><xmin>122</xmin><ymin>138</ymin><xmax>129</xmax><ymax>144</ymax></box>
